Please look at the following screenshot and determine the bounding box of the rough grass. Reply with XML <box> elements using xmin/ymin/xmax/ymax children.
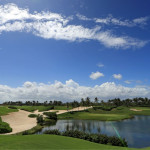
<box><xmin>0</xmin><ymin>134</ymin><xmax>146</xmax><ymax>150</ymax></box>
<box><xmin>58</xmin><ymin>106</ymin><xmax>150</xmax><ymax>121</ymax></box>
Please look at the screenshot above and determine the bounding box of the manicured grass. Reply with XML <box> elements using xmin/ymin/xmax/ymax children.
<box><xmin>58</xmin><ymin>111</ymin><xmax>132</xmax><ymax>121</ymax></box>
<box><xmin>0</xmin><ymin>134</ymin><xmax>145</xmax><ymax>150</ymax></box>
<box><xmin>16</xmin><ymin>106</ymin><xmax>53</xmax><ymax>112</ymax></box>
<box><xmin>0</xmin><ymin>106</ymin><xmax>18</xmax><ymax>116</ymax></box>
<box><xmin>54</xmin><ymin>106</ymin><xmax>72</xmax><ymax>110</ymax></box>
<box><xmin>58</xmin><ymin>106</ymin><xmax>150</xmax><ymax>121</ymax></box>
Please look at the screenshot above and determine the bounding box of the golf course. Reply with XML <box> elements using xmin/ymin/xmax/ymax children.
<box><xmin>1</xmin><ymin>104</ymin><xmax>150</xmax><ymax>149</ymax></box>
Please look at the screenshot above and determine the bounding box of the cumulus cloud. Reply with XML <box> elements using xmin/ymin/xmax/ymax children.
<box><xmin>90</xmin><ymin>71</ymin><xmax>104</xmax><ymax>80</ymax></box>
<box><xmin>0</xmin><ymin>3</ymin><xmax>147</xmax><ymax>49</ymax></box>
<box><xmin>0</xmin><ymin>80</ymin><xmax>150</xmax><ymax>103</ymax></box>
<box><xmin>113</xmin><ymin>74</ymin><xmax>122</xmax><ymax>80</ymax></box>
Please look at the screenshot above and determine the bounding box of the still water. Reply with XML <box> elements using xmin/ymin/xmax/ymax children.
<box><xmin>37</xmin><ymin>116</ymin><xmax>150</xmax><ymax>148</ymax></box>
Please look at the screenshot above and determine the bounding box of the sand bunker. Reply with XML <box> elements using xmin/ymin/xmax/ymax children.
<box><xmin>1</xmin><ymin>110</ymin><xmax>37</xmax><ymax>135</ymax></box>
<box><xmin>1</xmin><ymin>106</ymin><xmax>92</xmax><ymax>135</ymax></box>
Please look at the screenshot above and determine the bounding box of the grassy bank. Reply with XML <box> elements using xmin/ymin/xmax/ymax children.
<box><xmin>58</xmin><ymin>106</ymin><xmax>150</xmax><ymax>121</ymax></box>
<box><xmin>15</xmin><ymin>105</ymin><xmax>54</xmax><ymax>112</ymax></box>
<box><xmin>6</xmin><ymin>105</ymin><xmax>71</xmax><ymax>112</ymax></box>
<box><xmin>0</xmin><ymin>106</ymin><xmax>18</xmax><ymax>116</ymax></box>
<box><xmin>0</xmin><ymin>134</ymin><xmax>148</xmax><ymax>150</ymax></box>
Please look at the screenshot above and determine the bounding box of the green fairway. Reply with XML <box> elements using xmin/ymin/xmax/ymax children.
<box><xmin>0</xmin><ymin>106</ymin><xmax>18</xmax><ymax>116</ymax></box>
<box><xmin>0</xmin><ymin>134</ymin><xmax>148</xmax><ymax>150</ymax></box>
<box><xmin>15</xmin><ymin>105</ymin><xmax>53</xmax><ymax>112</ymax></box>
<box><xmin>58</xmin><ymin>106</ymin><xmax>150</xmax><ymax>121</ymax></box>
<box><xmin>54</xmin><ymin>106</ymin><xmax>72</xmax><ymax>110</ymax></box>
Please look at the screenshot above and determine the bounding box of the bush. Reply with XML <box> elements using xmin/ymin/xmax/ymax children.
<box><xmin>36</xmin><ymin>115</ymin><xmax>44</xmax><ymax>125</ymax></box>
<box><xmin>28</xmin><ymin>114</ymin><xmax>37</xmax><ymax>118</ymax></box>
<box><xmin>0</xmin><ymin>121</ymin><xmax>12</xmax><ymax>133</ymax></box>
<box><xmin>8</xmin><ymin>106</ymin><xmax>17</xmax><ymax>109</ymax></box>
<box><xmin>93</xmin><ymin>106</ymin><xmax>116</xmax><ymax>111</ymax></box>
<box><xmin>43</xmin><ymin>112</ymin><xmax>57</xmax><ymax>120</ymax></box>
<box><xmin>22</xmin><ymin>130</ymin><xmax>29</xmax><ymax>135</ymax></box>
<box><xmin>22</xmin><ymin>125</ymin><xmax>43</xmax><ymax>135</ymax></box>
<box><xmin>99</xmin><ymin>134</ymin><xmax>108</xmax><ymax>144</ymax></box>
<box><xmin>44</xmin><ymin>129</ymin><xmax>61</xmax><ymax>135</ymax></box>
<box><xmin>44</xmin><ymin>118</ymin><xmax>57</xmax><ymax>126</ymax></box>
<box><xmin>108</xmin><ymin>136</ymin><xmax>128</xmax><ymax>147</ymax></box>
<box><xmin>43</xmin><ymin>129</ymin><xmax>128</xmax><ymax>147</ymax></box>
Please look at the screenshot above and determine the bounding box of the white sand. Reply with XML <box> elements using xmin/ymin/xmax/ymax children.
<box><xmin>1</xmin><ymin>110</ymin><xmax>37</xmax><ymax>135</ymax></box>
<box><xmin>1</xmin><ymin>106</ymin><xmax>92</xmax><ymax>135</ymax></box>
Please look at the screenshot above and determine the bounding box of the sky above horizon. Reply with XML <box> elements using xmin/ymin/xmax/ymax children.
<box><xmin>0</xmin><ymin>0</ymin><xmax>150</xmax><ymax>102</ymax></box>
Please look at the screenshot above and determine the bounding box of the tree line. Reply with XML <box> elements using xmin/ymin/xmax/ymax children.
<box><xmin>2</xmin><ymin>97</ymin><xmax>150</xmax><ymax>107</ymax></box>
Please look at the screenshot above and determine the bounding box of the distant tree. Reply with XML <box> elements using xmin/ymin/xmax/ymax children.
<box><xmin>85</xmin><ymin>97</ymin><xmax>90</xmax><ymax>106</ymax></box>
<box><xmin>94</xmin><ymin>97</ymin><xmax>99</xmax><ymax>105</ymax></box>
<box><xmin>66</xmin><ymin>102</ymin><xmax>69</xmax><ymax>111</ymax></box>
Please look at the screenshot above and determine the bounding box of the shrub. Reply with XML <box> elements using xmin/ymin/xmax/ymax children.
<box><xmin>44</xmin><ymin>129</ymin><xmax>61</xmax><ymax>135</ymax></box>
<box><xmin>0</xmin><ymin>121</ymin><xmax>12</xmax><ymax>133</ymax></box>
<box><xmin>22</xmin><ymin>130</ymin><xmax>29</xmax><ymax>135</ymax></box>
<box><xmin>43</xmin><ymin>112</ymin><xmax>57</xmax><ymax>120</ymax></box>
<box><xmin>36</xmin><ymin>115</ymin><xmax>44</xmax><ymax>125</ymax></box>
<box><xmin>44</xmin><ymin>118</ymin><xmax>57</xmax><ymax>126</ymax></box>
<box><xmin>28</xmin><ymin>114</ymin><xmax>37</xmax><ymax>118</ymax></box>
<box><xmin>93</xmin><ymin>106</ymin><xmax>116</xmax><ymax>111</ymax></box>
<box><xmin>108</xmin><ymin>136</ymin><xmax>128</xmax><ymax>147</ymax></box>
<box><xmin>98</xmin><ymin>134</ymin><xmax>108</xmax><ymax>144</ymax></box>
<box><xmin>43</xmin><ymin>129</ymin><xmax>128</xmax><ymax>147</ymax></box>
<box><xmin>22</xmin><ymin>125</ymin><xmax>43</xmax><ymax>135</ymax></box>
<box><xmin>8</xmin><ymin>106</ymin><xmax>17</xmax><ymax>109</ymax></box>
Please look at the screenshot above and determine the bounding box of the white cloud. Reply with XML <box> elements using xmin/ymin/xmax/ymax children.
<box><xmin>133</xmin><ymin>17</ymin><xmax>149</xmax><ymax>25</ymax></box>
<box><xmin>97</xmin><ymin>63</ymin><xmax>104</xmax><ymax>67</ymax></box>
<box><xmin>0</xmin><ymin>3</ymin><xmax>147</xmax><ymax>49</ymax></box>
<box><xmin>95</xmin><ymin>15</ymin><xmax>149</xmax><ymax>27</ymax></box>
<box><xmin>124</xmin><ymin>80</ymin><xmax>131</xmax><ymax>84</ymax></box>
<box><xmin>90</xmin><ymin>71</ymin><xmax>104</xmax><ymax>80</ymax></box>
<box><xmin>0</xmin><ymin>80</ymin><xmax>150</xmax><ymax>102</ymax></box>
<box><xmin>113</xmin><ymin>74</ymin><xmax>122</xmax><ymax>80</ymax></box>
<box><xmin>76</xmin><ymin>13</ymin><xmax>149</xmax><ymax>27</ymax></box>
<box><xmin>76</xmin><ymin>13</ymin><xmax>91</xmax><ymax>21</ymax></box>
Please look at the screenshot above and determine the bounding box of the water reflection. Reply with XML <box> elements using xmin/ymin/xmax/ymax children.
<box><xmin>37</xmin><ymin>116</ymin><xmax>150</xmax><ymax>148</ymax></box>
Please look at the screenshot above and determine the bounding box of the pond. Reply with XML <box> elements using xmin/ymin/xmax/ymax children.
<box><xmin>37</xmin><ymin>115</ymin><xmax>150</xmax><ymax>148</ymax></box>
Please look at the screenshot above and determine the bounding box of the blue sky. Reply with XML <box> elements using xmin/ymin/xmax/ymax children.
<box><xmin>0</xmin><ymin>0</ymin><xmax>150</xmax><ymax>102</ymax></box>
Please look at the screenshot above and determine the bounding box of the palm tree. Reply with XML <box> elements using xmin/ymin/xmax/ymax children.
<box><xmin>94</xmin><ymin>97</ymin><xmax>99</xmax><ymax>105</ymax></box>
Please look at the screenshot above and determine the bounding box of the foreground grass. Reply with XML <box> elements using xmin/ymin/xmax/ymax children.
<box><xmin>0</xmin><ymin>134</ymin><xmax>148</xmax><ymax>150</ymax></box>
<box><xmin>58</xmin><ymin>106</ymin><xmax>150</xmax><ymax>121</ymax></box>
